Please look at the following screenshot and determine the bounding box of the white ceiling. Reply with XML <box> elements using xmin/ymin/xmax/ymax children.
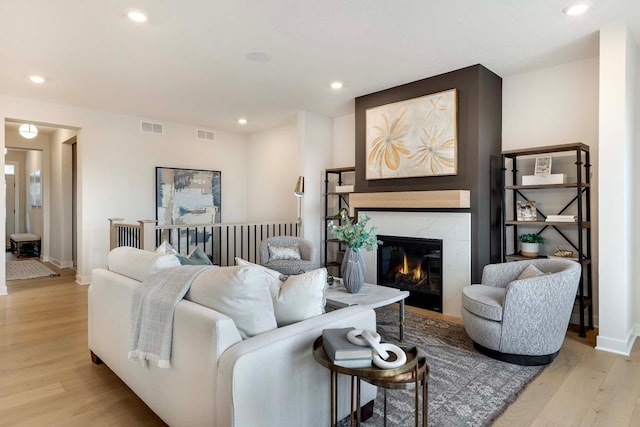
<box><xmin>1</xmin><ymin>1</ymin><xmax>639</xmax><ymax>133</ymax></box>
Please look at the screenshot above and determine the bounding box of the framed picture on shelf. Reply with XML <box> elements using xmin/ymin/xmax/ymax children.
<box><xmin>534</xmin><ymin>156</ymin><xmax>552</xmax><ymax>175</ymax></box>
<box><xmin>516</xmin><ymin>201</ymin><xmax>537</xmax><ymax>221</ymax></box>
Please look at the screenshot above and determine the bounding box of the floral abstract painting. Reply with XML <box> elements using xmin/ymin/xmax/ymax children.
<box><xmin>365</xmin><ymin>89</ymin><xmax>458</xmax><ymax>180</ymax></box>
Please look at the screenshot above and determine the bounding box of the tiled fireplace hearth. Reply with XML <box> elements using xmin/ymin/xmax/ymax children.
<box><xmin>361</xmin><ymin>211</ymin><xmax>471</xmax><ymax>317</ymax></box>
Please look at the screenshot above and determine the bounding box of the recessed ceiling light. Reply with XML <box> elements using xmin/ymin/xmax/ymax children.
<box><xmin>237</xmin><ymin>118</ymin><xmax>248</xmax><ymax>125</ymax></box>
<box><xmin>19</xmin><ymin>124</ymin><xmax>38</xmax><ymax>139</ymax></box>
<box><xmin>245</xmin><ymin>51</ymin><xmax>272</xmax><ymax>62</ymax></box>
<box><xmin>330</xmin><ymin>81</ymin><xmax>344</xmax><ymax>90</ymax></box>
<box><xmin>563</xmin><ymin>3</ymin><xmax>589</xmax><ymax>15</ymax></box>
<box><xmin>127</xmin><ymin>10</ymin><xmax>148</xmax><ymax>23</ymax></box>
<box><xmin>29</xmin><ymin>75</ymin><xmax>45</xmax><ymax>84</ymax></box>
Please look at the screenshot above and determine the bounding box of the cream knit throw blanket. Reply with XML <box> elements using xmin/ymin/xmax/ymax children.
<box><xmin>129</xmin><ymin>265</ymin><xmax>213</xmax><ymax>368</ymax></box>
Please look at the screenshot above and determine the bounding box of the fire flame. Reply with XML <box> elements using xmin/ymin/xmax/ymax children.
<box><xmin>399</xmin><ymin>253</ymin><xmax>423</xmax><ymax>281</ymax></box>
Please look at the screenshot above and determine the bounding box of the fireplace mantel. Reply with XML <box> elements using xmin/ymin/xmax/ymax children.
<box><xmin>348</xmin><ymin>190</ymin><xmax>470</xmax><ymax>216</ymax></box>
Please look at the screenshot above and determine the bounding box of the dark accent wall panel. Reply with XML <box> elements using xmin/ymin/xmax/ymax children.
<box><xmin>354</xmin><ymin>64</ymin><xmax>502</xmax><ymax>282</ymax></box>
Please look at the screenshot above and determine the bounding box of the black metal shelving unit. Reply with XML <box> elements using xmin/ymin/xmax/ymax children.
<box><xmin>502</xmin><ymin>143</ymin><xmax>593</xmax><ymax>337</ymax></box>
<box><xmin>323</xmin><ymin>167</ymin><xmax>355</xmax><ymax>277</ymax></box>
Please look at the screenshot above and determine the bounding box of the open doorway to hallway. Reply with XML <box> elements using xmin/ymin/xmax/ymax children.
<box><xmin>4</xmin><ymin>119</ymin><xmax>78</xmax><ymax>285</ymax></box>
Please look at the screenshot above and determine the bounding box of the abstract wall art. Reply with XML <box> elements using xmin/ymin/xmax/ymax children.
<box><xmin>156</xmin><ymin>167</ymin><xmax>221</xmax><ymax>226</ymax></box>
<box><xmin>365</xmin><ymin>88</ymin><xmax>458</xmax><ymax>180</ymax></box>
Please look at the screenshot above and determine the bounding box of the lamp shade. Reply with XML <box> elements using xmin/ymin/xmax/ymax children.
<box><xmin>294</xmin><ymin>176</ymin><xmax>304</xmax><ymax>197</ymax></box>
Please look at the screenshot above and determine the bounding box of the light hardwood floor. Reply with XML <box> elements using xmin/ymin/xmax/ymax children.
<box><xmin>1</xmin><ymin>272</ymin><xmax>639</xmax><ymax>426</ymax></box>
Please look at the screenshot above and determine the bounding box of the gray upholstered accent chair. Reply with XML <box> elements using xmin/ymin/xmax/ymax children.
<box><xmin>461</xmin><ymin>259</ymin><xmax>581</xmax><ymax>365</ymax></box>
<box><xmin>259</xmin><ymin>236</ymin><xmax>316</xmax><ymax>275</ymax></box>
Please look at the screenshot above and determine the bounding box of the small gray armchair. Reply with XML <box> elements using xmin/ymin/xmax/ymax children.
<box><xmin>461</xmin><ymin>259</ymin><xmax>581</xmax><ymax>365</ymax></box>
<box><xmin>259</xmin><ymin>236</ymin><xmax>316</xmax><ymax>275</ymax></box>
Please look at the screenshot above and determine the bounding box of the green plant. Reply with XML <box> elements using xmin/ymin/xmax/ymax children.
<box><xmin>519</xmin><ymin>233</ymin><xmax>543</xmax><ymax>244</ymax></box>
<box><xmin>328</xmin><ymin>211</ymin><xmax>382</xmax><ymax>251</ymax></box>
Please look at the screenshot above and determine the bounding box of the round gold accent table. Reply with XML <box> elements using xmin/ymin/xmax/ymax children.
<box><xmin>312</xmin><ymin>336</ymin><xmax>428</xmax><ymax>427</ymax></box>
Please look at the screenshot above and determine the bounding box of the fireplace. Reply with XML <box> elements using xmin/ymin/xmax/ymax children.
<box><xmin>377</xmin><ymin>235</ymin><xmax>443</xmax><ymax>312</ymax></box>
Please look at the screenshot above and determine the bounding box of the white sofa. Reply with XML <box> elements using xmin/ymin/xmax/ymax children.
<box><xmin>88</xmin><ymin>248</ymin><xmax>377</xmax><ymax>427</ymax></box>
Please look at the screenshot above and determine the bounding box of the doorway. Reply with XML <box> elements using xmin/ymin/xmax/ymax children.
<box><xmin>4</xmin><ymin>120</ymin><xmax>79</xmax><ymax>276</ymax></box>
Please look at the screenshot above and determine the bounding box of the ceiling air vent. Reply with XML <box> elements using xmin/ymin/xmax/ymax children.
<box><xmin>196</xmin><ymin>129</ymin><xmax>215</xmax><ymax>141</ymax></box>
<box><xmin>140</xmin><ymin>120</ymin><xmax>164</xmax><ymax>135</ymax></box>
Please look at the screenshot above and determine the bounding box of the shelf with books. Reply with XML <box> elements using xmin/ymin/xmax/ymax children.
<box><xmin>502</xmin><ymin>143</ymin><xmax>593</xmax><ymax>338</ymax></box>
<box><xmin>324</xmin><ymin>167</ymin><xmax>355</xmax><ymax>277</ymax></box>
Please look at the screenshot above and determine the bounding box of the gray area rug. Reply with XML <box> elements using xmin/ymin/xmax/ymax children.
<box><xmin>6</xmin><ymin>260</ymin><xmax>60</xmax><ymax>280</ymax></box>
<box><xmin>337</xmin><ymin>306</ymin><xmax>544</xmax><ymax>426</ymax></box>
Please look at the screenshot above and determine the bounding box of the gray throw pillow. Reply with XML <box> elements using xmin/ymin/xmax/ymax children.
<box><xmin>177</xmin><ymin>247</ymin><xmax>213</xmax><ymax>266</ymax></box>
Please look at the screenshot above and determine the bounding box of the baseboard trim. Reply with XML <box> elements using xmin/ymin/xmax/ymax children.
<box><xmin>0</xmin><ymin>285</ymin><xmax>7</xmax><ymax>295</ymax></box>
<box><xmin>595</xmin><ymin>329</ymin><xmax>636</xmax><ymax>356</ymax></box>
<box><xmin>76</xmin><ymin>275</ymin><xmax>91</xmax><ymax>285</ymax></box>
<box><xmin>49</xmin><ymin>258</ymin><xmax>74</xmax><ymax>269</ymax></box>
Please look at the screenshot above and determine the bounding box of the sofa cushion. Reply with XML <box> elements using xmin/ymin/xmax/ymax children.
<box><xmin>155</xmin><ymin>240</ymin><xmax>178</xmax><ymax>255</ymax></box>
<box><xmin>177</xmin><ymin>247</ymin><xmax>214</xmax><ymax>266</ymax></box>
<box><xmin>273</xmin><ymin>268</ymin><xmax>327</xmax><ymax>327</ymax></box>
<box><xmin>108</xmin><ymin>246</ymin><xmax>180</xmax><ymax>282</ymax></box>
<box><xmin>462</xmin><ymin>284</ymin><xmax>506</xmax><ymax>322</ymax></box>
<box><xmin>268</xmin><ymin>244</ymin><xmax>301</xmax><ymax>261</ymax></box>
<box><xmin>185</xmin><ymin>265</ymin><xmax>277</xmax><ymax>339</ymax></box>
<box><xmin>235</xmin><ymin>258</ymin><xmax>326</xmax><ymax>327</ymax></box>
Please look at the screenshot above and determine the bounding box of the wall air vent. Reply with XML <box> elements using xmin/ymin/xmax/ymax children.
<box><xmin>196</xmin><ymin>129</ymin><xmax>215</xmax><ymax>141</ymax></box>
<box><xmin>140</xmin><ymin>121</ymin><xmax>164</xmax><ymax>135</ymax></box>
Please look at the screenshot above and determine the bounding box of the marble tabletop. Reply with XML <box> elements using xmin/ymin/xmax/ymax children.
<box><xmin>325</xmin><ymin>281</ymin><xmax>409</xmax><ymax>309</ymax></box>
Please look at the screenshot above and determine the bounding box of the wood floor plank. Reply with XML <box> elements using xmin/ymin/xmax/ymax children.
<box><xmin>536</xmin><ymin>365</ymin><xmax>606</xmax><ymax>426</ymax></box>
<box><xmin>579</xmin><ymin>358</ymin><xmax>640</xmax><ymax>426</ymax></box>
<box><xmin>0</xmin><ymin>383</ymin><xmax>65</xmax><ymax>411</ymax></box>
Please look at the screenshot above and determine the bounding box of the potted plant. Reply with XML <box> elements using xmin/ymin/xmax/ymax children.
<box><xmin>328</xmin><ymin>211</ymin><xmax>382</xmax><ymax>293</ymax></box>
<box><xmin>519</xmin><ymin>233</ymin><xmax>544</xmax><ymax>257</ymax></box>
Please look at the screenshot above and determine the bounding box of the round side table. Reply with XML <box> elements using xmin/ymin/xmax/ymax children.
<box><xmin>312</xmin><ymin>336</ymin><xmax>428</xmax><ymax>427</ymax></box>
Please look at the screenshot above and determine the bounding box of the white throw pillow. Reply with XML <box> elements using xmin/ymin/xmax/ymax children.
<box><xmin>185</xmin><ymin>265</ymin><xmax>277</xmax><ymax>339</ymax></box>
<box><xmin>108</xmin><ymin>246</ymin><xmax>180</xmax><ymax>282</ymax></box>
<box><xmin>517</xmin><ymin>264</ymin><xmax>545</xmax><ymax>280</ymax></box>
<box><xmin>235</xmin><ymin>257</ymin><xmax>284</xmax><ymax>298</ymax></box>
<box><xmin>274</xmin><ymin>268</ymin><xmax>328</xmax><ymax>327</ymax></box>
<box><xmin>268</xmin><ymin>244</ymin><xmax>301</xmax><ymax>261</ymax></box>
<box><xmin>234</xmin><ymin>258</ymin><xmax>327</xmax><ymax>327</ymax></box>
<box><xmin>155</xmin><ymin>240</ymin><xmax>178</xmax><ymax>255</ymax></box>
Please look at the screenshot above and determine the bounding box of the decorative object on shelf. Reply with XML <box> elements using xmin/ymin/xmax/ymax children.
<box><xmin>346</xmin><ymin>329</ymin><xmax>407</xmax><ymax>369</ymax></box>
<box><xmin>522</xmin><ymin>173</ymin><xmax>567</xmax><ymax>185</ymax></box>
<box><xmin>365</xmin><ymin>88</ymin><xmax>458</xmax><ymax>180</ymax></box>
<box><xmin>534</xmin><ymin>156</ymin><xmax>552</xmax><ymax>175</ymax></box>
<box><xmin>334</xmin><ymin>184</ymin><xmax>354</xmax><ymax>193</ymax></box>
<box><xmin>516</xmin><ymin>200</ymin><xmax>537</xmax><ymax>221</ymax></box>
<box><xmin>519</xmin><ymin>233</ymin><xmax>543</xmax><ymax>257</ymax></box>
<box><xmin>328</xmin><ymin>211</ymin><xmax>382</xmax><ymax>293</ymax></box>
<box><xmin>553</xmin><ymin>247</ymin><xmax>574</xmax><ymax>258</ymax></box>
<box><xmin>545</xmin><ymin>214</ymin><xmax>577</xmax><ymax>222</ymax></box>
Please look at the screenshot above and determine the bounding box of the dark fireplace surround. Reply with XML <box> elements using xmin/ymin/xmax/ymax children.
<box><xmin>354</xmin><ymin>64</ymin><xmax>503</xmax><ymax>292</ymax></box>
<box><xmin>377</xmin><ymin>235</ymin><xmax>443</xmax><ymax>312</ymax></box>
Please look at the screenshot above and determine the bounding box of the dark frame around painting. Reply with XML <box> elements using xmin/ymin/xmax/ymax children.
<box><xmin>155</xmin><ymin>167</ymin><xmax>221</xmax><ymax>226</ymax></box>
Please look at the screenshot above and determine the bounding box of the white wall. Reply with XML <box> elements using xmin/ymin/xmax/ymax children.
<box><xmin>298</xmin><ymin>111</ymin><xmax>333</xmax><ymax>265</ymax></box>
<box><xmin>5</xmin><ymin>150</ymin><xmax>27</xmax><ymax>233</ymax></box>
<box><xmin>333</xmin><ymin>113</ymin><xmax>355</xmax><ymax>168</ymax></box>
<box><xmin>246</xmin><ymin>122</ymin><xmax>298</xmax><ymax>221</ymax></box>
<box><xmin>597</xmin><ymin>25</ymin><xmax>638</xmax><ymax>355</ymax></box>
<box><xmin>1</xmin><ymin>94</ymin><xmax>248</xmax><ymax>285</ymax></box>
<box><xmin>635</xmin><ymin>47</ymin><xmax>640</xmax><ymax>331</ymax></box>
<box><xmin>502</xmin><ymin>56</ymin><xmax>600</xmax><ymax>326</ymax></box>
<box><xmin>49</xmin><ymin>128</ymin><xmax>76</xmax><ymax>268</ymax></box>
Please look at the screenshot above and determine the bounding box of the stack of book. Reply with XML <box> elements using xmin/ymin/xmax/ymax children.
<box><xmin>322</xmin><ymin>328</ymin><xmax>373</xmax><ymax>368</ymax></box>
<box><xmin>545</xmin><ymin>215</ymin><xmax>577</xmax><ymax>222</ymax></box>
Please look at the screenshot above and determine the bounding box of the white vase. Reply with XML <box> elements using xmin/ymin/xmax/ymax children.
<box><xmin>521</xmin><ymin>242</ymin><xmax>540</xmax><ymax>257</ymax></box>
